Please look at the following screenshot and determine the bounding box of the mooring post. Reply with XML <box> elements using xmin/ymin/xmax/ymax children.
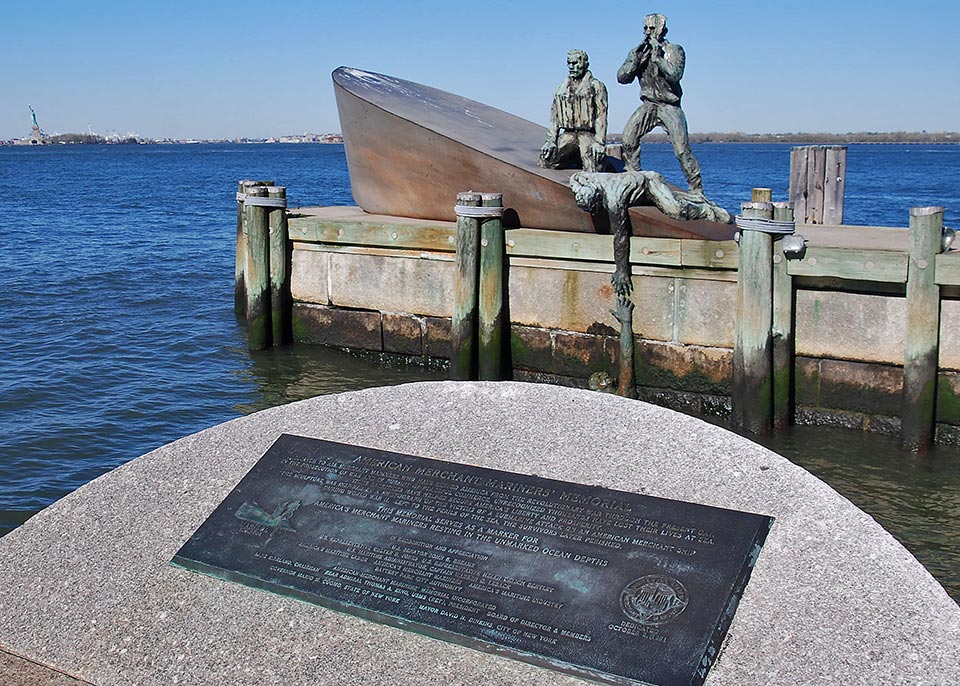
<box><xmin>901</xmin><ymin>206</ymin><xmax>944</xmax><ymax>452</ymax></box>
<box><xmin>822</xmin><ymin>146</ymin><xmax>846</xmax><ymax>225</ymax></box>
<box><xmin>235</xmin><ymin>179</ymin><xmax>274</xmax><ymax>317</ymax></box>
<box><xmin>752</xmin><ymin>188</ymin><xmax>772</xmax><ymax>203</ymax></box>
<box><xmin>478</xmin><ymin>193</ymin><xmax>505</xmax><ymax>380</ymax></box>
<box><xmin>732</xmin><ymin>198</ymin><xmax>774</xmax><ymax>435</ymax></box>
<box><xmin>268</xmin><ymin>186</ymin><xmax>291</xmax><ymax>346</ymax></box>
<box><xmin>235</xmin><ymin>180</ymin><xmax>248</xmax><ymax>317</ymax></box>
<box><xmin>771</xmin><ymin>201</ymin><xmax>796</xmax><ymax>431</ymax></box>
<box><xmin>244</xmin><ymin>185</ymin><xmax>271</xmax><ymax>351</ymax></box>
<box><xmin>452</xmin><ymin>192</ymin><xmax>482</xmax><ymax>380</ymax></box>
<box><xmin>789</xmin><ymin>146</ymin><xmax>846</xmax><ymax>224</ymax></box>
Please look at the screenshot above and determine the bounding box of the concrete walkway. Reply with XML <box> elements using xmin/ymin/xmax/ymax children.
<box><xmin>0</xmin><ymin>382</ymin><xmax>957</xmax><ymax>685</ymax></box>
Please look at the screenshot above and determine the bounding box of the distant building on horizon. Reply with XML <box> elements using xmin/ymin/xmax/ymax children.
<box><xmin>13</xmin><ymin>105</ymin><xmax>45</xmax><ymax>146</ymax></box>
<box><xmin>28</xmin><ymin>105</ymin><xmax>43</xmax><ymax>145</ymax></box>
<box><xmin>265</xmin><ymin>133</ymin><xmax>344</xmax><ymax>144</ymax></box>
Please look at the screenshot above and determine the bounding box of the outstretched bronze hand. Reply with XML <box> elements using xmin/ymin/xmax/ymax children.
<box><xmin>612</xmin><ymin>270</ymin><xmax>633</xmax><ymax>298</ymax></box>
<box><xmin>610</xmin><ymin>293</ymin><xmax>635</xmax><ymax>325</ymax></box>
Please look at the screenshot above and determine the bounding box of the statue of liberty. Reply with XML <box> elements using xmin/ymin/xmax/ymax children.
<box><xmin>27</xmin><ymin>105</ymin><xmax>44</xmax><ymax>145</ymax></box>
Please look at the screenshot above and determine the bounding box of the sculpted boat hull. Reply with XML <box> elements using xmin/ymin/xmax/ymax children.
<box><xmin>333</xmin><ymin>67</ymin><xmax>734</xmax><ymax>240</ymax></box>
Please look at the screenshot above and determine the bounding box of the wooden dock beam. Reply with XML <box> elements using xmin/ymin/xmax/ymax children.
<box><xmin>902</xmin><ymin>206</ymin><xmax>944</xmax><ymax>452</ymax></box>
<box><xmin>732</xmin><ymin>199</ymin><xmax>775</xmax><ymax>435</ymax></box>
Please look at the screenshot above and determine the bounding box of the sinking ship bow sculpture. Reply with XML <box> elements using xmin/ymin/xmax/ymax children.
<box><xmin>332</xmin><ymin>66</ymin><xmax>733</xmax><ymax>241</ymax></box>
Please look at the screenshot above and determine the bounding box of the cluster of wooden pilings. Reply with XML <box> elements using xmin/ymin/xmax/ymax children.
<box><xmin>451</xmin><ymin>192</ymin><xmax>507</xmax><ymax>380</ymax></box>
<box><xmin>234</xmin><ymin>180</ymin><xmax>292</xmax><ymax>350</ymax></box>
<box><xmin>731</xmin><ymin>189</ymin><xmax>795</xmax><ymax>436</ymax></box>
<box><xmin>732</xmin><ymin>183</ymin><xmax>947</xmax><ymax>452</ymax></box>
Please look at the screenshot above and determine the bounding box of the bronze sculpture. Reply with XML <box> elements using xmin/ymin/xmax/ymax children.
<box><xmin>617</xmin><ymin>14</ymin><xmax>703</xmax><ymax>193</ymax></box>
<box><xmin>571</xmin><ymin>171</ymin><xmax>729</xmax><ymax>294</ymax></box>
<box><xmin>571</xmin><ymin>170</ymin><xmax>730</xmax><ymax>400</ymax></box>
<box><xmin>539</xmin><ymin>50</ymin><xmax>608</xmax><ymax>172</ymax></box>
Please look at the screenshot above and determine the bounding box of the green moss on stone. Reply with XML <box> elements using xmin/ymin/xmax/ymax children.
<box><xmin>632</xmin><ymin>342</ymin><xmax>732</xmax><ymax>396</ymax></box>
<box><xmin>291</xmin><ymin>315</ymin><xmax>309</xmax><ymax>342</ymax></box>
<box><xmin>794</xmin><ymin>358</ymin><xmax>821</xmax><ymax>406</ymax></box>
<box><xmin>936</xmin><ymin>376</ymin><xmax>960</xmax><ymax>425</ymax></box>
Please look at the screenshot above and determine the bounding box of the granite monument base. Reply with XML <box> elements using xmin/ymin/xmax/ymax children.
<box><xmin>0</xmin><ymin>382</ymin><xmax>957</xmax><ymax>685</ymax></box>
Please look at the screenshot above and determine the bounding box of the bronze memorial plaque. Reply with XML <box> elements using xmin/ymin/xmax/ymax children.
<box><xmin>173</xmin><ymin>434</ymin><xmax>773</xmax><ymax>686</ymax></box>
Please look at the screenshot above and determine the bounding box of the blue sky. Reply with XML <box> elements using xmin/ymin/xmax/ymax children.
<box><xmin>3</xmin><ymin>0</ymin><xmax>958</xmax><ymax>139</ymax></box>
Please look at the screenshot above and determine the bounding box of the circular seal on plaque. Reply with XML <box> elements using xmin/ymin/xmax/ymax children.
<box><xmin>620</xmin><ymin>575</ymin><xmax>689</xmax><ymax>626</ymax></box>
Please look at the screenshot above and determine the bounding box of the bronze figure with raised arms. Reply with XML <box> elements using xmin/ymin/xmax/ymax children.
<box><xmin>618</xmin><ymin>14</ymin><xmax>703</xmax><ymax>193</ymax></box>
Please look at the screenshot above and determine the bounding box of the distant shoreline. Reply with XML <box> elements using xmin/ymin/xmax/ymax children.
<box><xmin>0</xmin><ymin>133</ymin><xmax>344</xmax><ymax>147</ymax></box>
<box><xmin>3</xmin><ymin>131</ymin><xmax>957</xmax><ymax>147</ymax></box>
<box><xmin>624</xmin><ymin>132</ymin><xmax>958</xmax><ymax>145</ymax></box>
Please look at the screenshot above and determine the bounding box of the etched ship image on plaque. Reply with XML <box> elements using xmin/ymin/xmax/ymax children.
<box><xmin>172</xmin><ymin>435</ymin><xmax>773</xmax><ymax>686</ymax></box>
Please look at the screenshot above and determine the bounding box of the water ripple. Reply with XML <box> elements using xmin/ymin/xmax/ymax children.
<box><xmin>0</xmin><ymin>144</ymin><xmax>957</xmax><ymax>604</ymax></box>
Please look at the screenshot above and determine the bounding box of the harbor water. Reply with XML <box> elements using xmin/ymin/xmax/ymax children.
<box><xmin>0</xmin><ymin>142</ymin><xmax>957</xmax><ymax>603</ymax></box>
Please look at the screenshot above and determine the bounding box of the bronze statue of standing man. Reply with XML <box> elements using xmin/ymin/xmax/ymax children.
<box><xmin>618</xmin><ymin>14</ymin><xmax>703</xmax><ymax>193</ymax></box>
<box><xmin>539</xmin><ymin>50</ymin><xmax>608</xmax><ymax>172</ymax></box>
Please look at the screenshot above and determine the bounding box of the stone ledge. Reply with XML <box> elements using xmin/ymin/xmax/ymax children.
<box><xmin>2</xmin><ymin>382</ymin><xmax>954</xmax><ymax>685</ymax></box>
<box><xmin>292</xmin><ymin>303</ymin><xmax>382</xmax><ymax>351</ymax></box>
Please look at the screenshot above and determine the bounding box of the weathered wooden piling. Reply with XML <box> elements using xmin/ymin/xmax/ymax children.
<box><xmin>452</xmin><ymin>192</ymin><xmax>482</xmax><ymax>380</ymax></box>
<box><xmin>235</xmin><ymin>181</ymin><xmax>247</xmax><ymax>316</ymax></box>
<box><xmin>771</xmin><ymin>201</ymin><xmax>796</xmax><ymax>430</ymax></box>
<box><xmin>268</xmin><ymin>186</ymin><xmax>291</xmax><ymax>346</ymax></box>
<box><xmin>902</xmin><ymin>206</ymin><xmax>944</xmax><ymax>452</ymax></box>
<box><xmin>789</xmin><ymin>146</ymin><xmax>846</xmax><ymax>224</ymax></box>
<box><xmin>752</xmin><ymin>188</ymin><xmax>772</xmax><ymax>203</ymax></box>
<box><xmin>478</xmin><ymin>193</ymin><xmax>505</xmax><ymax>380</ymax></box>
<box><xmin>732</xmin><ymin>199</ymin><xmax>774</xmax><ymax>435</ymax></box>
<box><xmin>235</xmin><ymin>180</ymin><xmax>274</xmax><ymax>317</ymax></box>
<box><xmin>244</xmin><ymin>185</ymin><xmax>271</xmax><ymax>350</ymax></box>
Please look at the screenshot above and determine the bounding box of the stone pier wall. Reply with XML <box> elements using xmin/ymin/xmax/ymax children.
<box><xmin>287</xmin><ymin>207</ymin><xmax>960</xmax><ymax>440</ymax></box>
